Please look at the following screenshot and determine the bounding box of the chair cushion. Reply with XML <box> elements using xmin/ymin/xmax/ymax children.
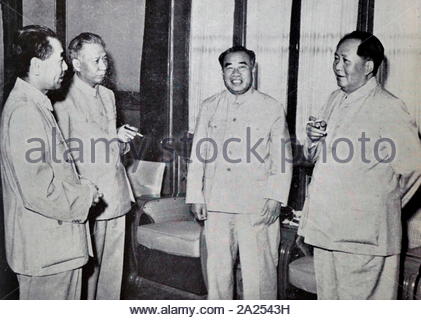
<box><xmin>137</xmin><ymin>221</ymin><xmax>202</xmax><ymax>258</ymax></box>
<box><xmin>141</xmin><ymin>197</ymin><xmax>194</xmax><ymax>224</ymax></box>
<box><xmin>127</xmin><ymin>160</ymin><xmax>166</xmax><ymax>197</ymax></box>
<box><xmin>288</xmin><ymin>256</ymin><xmax>317</xmax><ymax>294</ymax></box>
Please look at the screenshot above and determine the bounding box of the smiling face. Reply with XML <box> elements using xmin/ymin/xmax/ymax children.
<box><xmin>38</xmin><ymin>37</ymin><xmax>68</xmax><ymax>91</ymax></box>
<box><xmin>73</xmin><ymin>43</ymin><xmax>108</xmax><ymax>87</ymax></box>
<box><xmin>333</xmin><ymin>38</ymin><xmax>372</xmax><ymax>94</ymax></box>
<box><xmin>222</xmin><ymin>51</ymin><xmax>254</xmax><ymax>95</ymax></box>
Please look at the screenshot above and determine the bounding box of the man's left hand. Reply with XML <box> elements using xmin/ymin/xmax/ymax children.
<box><xmin>255</xmin><ymin>199</ymin><xmax>282</xmax><ymax>226</ymax></box>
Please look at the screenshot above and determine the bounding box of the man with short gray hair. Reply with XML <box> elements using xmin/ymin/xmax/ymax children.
<box><xmin>55</xmin><ymin>32</ymin><xmax>137</xmax><ymax>299</ymax></box>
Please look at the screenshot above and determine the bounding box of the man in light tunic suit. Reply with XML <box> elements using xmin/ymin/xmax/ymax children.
<box><xmin>186</xmin><ymin>46</ymin><xmax>292</xmax><ymax>299</ymax></box>
<box><xmin>55</xmin><ymin>33</ymin><xmax>137</xmax><ymax>299</ymax></box>
<box><xmin>0</xmin><ymin>25</ymin><xmax>100</xmax><ymax>299</ymax></box>
<box><xmin>298</xmin><ymin>31</ymin><xmax>421</xmax><ymax>299</ymax></box>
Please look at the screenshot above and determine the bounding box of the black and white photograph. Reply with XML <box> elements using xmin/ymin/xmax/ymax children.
<box><xmin>0</xmin><ymin>0</ymin><xmax>420</xmax><ymax>318</ymax></box>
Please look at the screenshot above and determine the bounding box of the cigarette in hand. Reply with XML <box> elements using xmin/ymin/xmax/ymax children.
<box><xmin>124</xmin><ymin>125</ymin><xmax>144</xmax><ymax>137</ymax></box>
<box><xmin>307</xmin><ymin>119</ymin><xmax>327</xmax><ymax>131</ymax></box>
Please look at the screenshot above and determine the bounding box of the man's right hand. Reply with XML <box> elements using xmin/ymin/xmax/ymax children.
<box><xmin>191</xmin><ymin>203</ymin><xmax>208</xmax><ymax>220</ymax></box>
<box><xmin>91</xmin><ymin>189</ymin><xmax>103</xmax><ymax>205</ymax></box>
<box><xmin>306</xmin><ymin>118</ymin><xmax>327</xmax><ymax>143</ymax></box>
<box><xmin>80</xmin><ymin>177</ymin><xmax>103</xmax><ymax>206</ymax></box>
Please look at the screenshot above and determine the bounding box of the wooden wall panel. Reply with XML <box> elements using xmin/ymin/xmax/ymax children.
<box><xmin>137</xmin><ymin>0</ymin><xmax>191</xmax><ymax>196</ymax></box>
<box><xmin>2</xmin><ymin>0</ymin><xmax>22</xmax><ymax>103</ymax></box>
<box><xmin>357</xmin><ymin>0</ymin><xmax>375</xmax><ymax>32</ymax></box>
<box><xmin>233</xmin><ymin>0</ymin><xmax>247</xmax><ymax>46</ymax></box>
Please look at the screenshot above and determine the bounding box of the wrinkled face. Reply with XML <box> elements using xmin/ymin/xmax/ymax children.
<box><xmin>38</xmin><ymin>37</ymin><xmax>68</xmax><ymax>90</ymax></box>
<box><xmin>333</xmin><ymin>38</ymin><xmax>370</xmax><ymax>94</ymax></box>
<box><xmin>73</xmin><ymin>43</ymin><xmax>108</xmax><ymax>87</ymax></box>
<box><xmin>222</xmin><ymin>51</ymin><xmax>253</xmax><ymax>95</ymax></box>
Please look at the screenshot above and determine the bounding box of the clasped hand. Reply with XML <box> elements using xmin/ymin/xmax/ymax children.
<box><xmin>80</xmin><ymin>177</ymin><xmax>103</xmax><ymax>205</ymax></box>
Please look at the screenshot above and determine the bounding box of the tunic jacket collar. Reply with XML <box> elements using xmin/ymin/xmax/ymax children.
<box><xmin>15</xmin><ymin>77</ymin><xmax>53</xmax><ymax>111</ymax></box>
<box><xmin>73</xmin><ymin>74</ymin><xmax>99</xmax><ymax>97</ymax></box>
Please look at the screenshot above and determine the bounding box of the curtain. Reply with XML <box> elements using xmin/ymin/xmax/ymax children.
<box><xmin>373</xmin><ymin>0</ymin><xmax>421</xmax><ymax>134</ymax></box>
<box><xmin>188</xmin><ymin>0</ymin><xmax>234</xmax><ymax>132</ymax></box>
<box><xmin>0</xmin><ymin>4</ymin><xmax>4</xmax><ymax>105</ymax></box>
<box><xmin>374</xmin><ymin>0</ymin><xmax>421</xmax><ymax>249</ymax></box>
<box><xmin>247</xmin><ymin>0</ymin><xmax>292</xmax><ymax>109</ymax></box>
<box><xmin>295</xmin><ymin>0</ymin><xmax>358</xmax><ymax>143</ymax></box>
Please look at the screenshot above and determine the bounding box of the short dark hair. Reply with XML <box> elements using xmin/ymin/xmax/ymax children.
<box><xmin>337</xmin><ymin>31</ymin><xmax>384</xmax><ymax>76</ymax></box>
<box><xmin>12</xmin><ymin>25</ymin><xmax>57</xmax><ymax>78</ymax></box>
<box><xmin>68</xmin><ymin>32</ymin><xmax>106</xmax><ymax>60</ymax></box>
<box><xmin>218</xmin><ymin>46</ymin><xmax>256</xmax><ymax>68</ymax></box>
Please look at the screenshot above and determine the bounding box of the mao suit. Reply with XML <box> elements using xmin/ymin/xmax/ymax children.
<box><xmin>186</xmin><ymin>88</ymin><xmax>292</xmax><ymax>299</ymax></box>
<box><xmin>55</xmin><ymin>75</ymin><xmax>134</xmax><ymax>299</ymax></box>
<box><xmin>0</xmin><ymin>78</ymin><xmax>94</xmax><ymax>299</ymax></box>
<box><xmin>298</xmin><ymin>78</ymin><xmax>421</xmax><ymax>299</ymax></box>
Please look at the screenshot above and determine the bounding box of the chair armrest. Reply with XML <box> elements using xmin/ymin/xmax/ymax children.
<box><xmin>278</xmin><ymin>228</ymin><xmax>313</xmax><ymax>299</ymax></box>
<box><xmin>296</xmin><ymin>236</ymin><xmax>313</xmax><ymax>256</ymax></box>
<box><xmin>140</xmin><ymin>197</ymin><xmax>194</xmax><ymax>223</ymax></box>
<box><xmin>139</xmin><ymin>213</ymin><xmax>154</xmax><ymax>225</ymax></box>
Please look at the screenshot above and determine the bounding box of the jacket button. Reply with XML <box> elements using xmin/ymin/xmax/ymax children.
<box><xmin>57</xmin><ymin>220</ymin><xmax>63</xmax><ymax>225</ymax></box>
<box><xmin>227</xmin><ymin>168</ymin><xmax>231</xmax><ymax>171</ymax></box>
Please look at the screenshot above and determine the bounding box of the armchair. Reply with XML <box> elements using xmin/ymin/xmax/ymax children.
<box><xmin>127</xmin><ymin>197</ymin><xmax>207</xmax><ymax>297</ymax></box>
<box><xmin>278</xmin><ymin>225</ymin><xmax>317</xmax><ymax>299</ymax></box>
